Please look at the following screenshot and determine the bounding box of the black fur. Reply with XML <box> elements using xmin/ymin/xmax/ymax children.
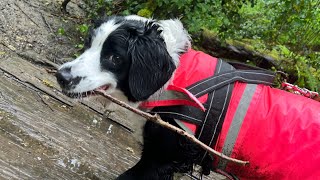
<box><xmin>117</xmin><ymin>117</ymin><xmax>203</xmax><ymax>180</ymax></box>
<box><xmin>127</xmin><ymin>22</ymin><xmax>175</xmax><ymax>101</ymax></box>
<box><xmin>56</xmin><ymin>66</ymin><xmax>83</xmax><ymax>91</ymax></box>
<box><xmin>56</xmin><ymin>16</ymin><xmax>202</xmax><ymax>179</ymax></box>
<box><xmin>94</xmin><ymin>18</ymin><xmax>202</xmax><ymax>179</ymax></box>
<box><xmin>99</xmin><ymin>20</ymin><xmax>175</xmax><ymax>102</ymax></box>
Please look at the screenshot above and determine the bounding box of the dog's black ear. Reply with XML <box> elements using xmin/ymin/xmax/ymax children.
<box><xmin>128</xmin><ymin>22</ymin><xmax>176</xmax><ymax>101</ymax></box>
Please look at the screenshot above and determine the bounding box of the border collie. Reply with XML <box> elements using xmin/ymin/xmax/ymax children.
<box><xmin>56</xmin><ymin>15</ymin><xmax>197</xmax><ymax>179</ymax></box>
<box><xmin>56</xmin><ymin>15</ymin><xmax>320</xmax><ymax>180</ymax></box>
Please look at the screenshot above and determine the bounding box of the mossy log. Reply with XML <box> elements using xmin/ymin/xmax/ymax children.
<box><xmin>193</xmin><ymin>29</ymin><xmax>277</xmax><ymax>69</ymax></box>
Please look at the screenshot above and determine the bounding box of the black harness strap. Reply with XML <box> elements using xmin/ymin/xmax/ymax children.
<box><xmin>188</xmin><ymin>69</ymin><xmax>275</xmax><ymax>97</ymax></box>
<box><xmin>195</xmin><ymin>59</ymin><xmax>234</xmax><ymax>153</ymax></box>
<box><xmin>151</xmin><ymin>59</ymin><xmax>276</xmax><ymax>172</ymax></box>
<box><xmin>194</xmin><ymin>60</ymin><xmax>235</xmax><ymax>173</ymax></box>
<box><xmin>152</xmin><ymin>106</ymin><xmax>204</xmax><ymax>126</ymax></box>
<box><xmin>154</xmin><ymin>62</ymin><xmax>275</xmax><ymax>129</ymax></box>
<box><xmin>153</xmin><ymin>59</ymin><xmax>232</xmax><ymax>127</ymax></box>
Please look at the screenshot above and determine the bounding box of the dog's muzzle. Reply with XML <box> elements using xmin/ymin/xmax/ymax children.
<box><xmin>56</xmin><ymin>67</ymin><xmax>81</xmax><ymax>90</ymax></box>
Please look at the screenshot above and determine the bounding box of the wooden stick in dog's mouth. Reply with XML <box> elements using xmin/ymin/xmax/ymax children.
<box><xmin>95</xmin><ymin>89</ymin><xmax>250</xmax><ymax>166</ymax></box>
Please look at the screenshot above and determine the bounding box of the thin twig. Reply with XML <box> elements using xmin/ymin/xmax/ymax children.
<box><xmin>0</xmin><ymin>42</ymin><xmax>16</xmax><ymax>52</ymax></box>
<box><xmin>95</xmin><ymin>90</ymin><xmax>249</xmax><ymax>166</ymax></box>
<box><xmin>40</xmin><ymin>12</ymin><xmax>53</xmax><ymax>33</ymax></box>
<box><xmin>14</xmin><ymin>2</ymin><xmax>40</xmax><ymax>28</ymax></box>
<box><xmin>37</xmin><ymin>92</ymin><xmax>54</xmax><ymax>112</ymax></box>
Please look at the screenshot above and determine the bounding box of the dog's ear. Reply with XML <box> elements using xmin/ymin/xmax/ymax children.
<box><xmin>127</xmin><ymin>22</ymin><xmax>176</xmax><ymax>101</ymax></box>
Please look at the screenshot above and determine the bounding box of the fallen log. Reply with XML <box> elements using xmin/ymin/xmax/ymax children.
<box><xmin>193</xmin><ymin>29</ymin><xmax>277</xmax><ymax>69</ymax></box>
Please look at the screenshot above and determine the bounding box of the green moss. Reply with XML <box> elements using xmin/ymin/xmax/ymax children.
<box><xmin>137</xmin><ymin>8</ymin><xmax>153</xmax><ymax>18</ymax></box>
<box><xmin>227</xmin><ymin>39</ymin><xmax>255</xmax><ymax>51</ymax></box>
<box><xmin>268</xmin><ymin>49</ymin><xmax>282</xmax><ymax>60</ymax></box>
<box><xmin>202</xmin><ymin>28</ymin><xmax>219</xmax><ymax>38</ymax></box>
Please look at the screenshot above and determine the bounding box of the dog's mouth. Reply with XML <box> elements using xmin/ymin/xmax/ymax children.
<box><xmin>62</xmin><ymin>84</ymin><xmax>110</xmax><ymax>98</ymax></box>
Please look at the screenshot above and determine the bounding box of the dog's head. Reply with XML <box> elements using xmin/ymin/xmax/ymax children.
<box><xmin>56</xmin><ymin>15</ymin><xmax>190</xmax><ymax>102</ymax></box>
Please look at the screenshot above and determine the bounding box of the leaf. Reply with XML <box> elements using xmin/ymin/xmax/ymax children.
<box><xmin>77</xmin><ymin>24</ymin><xmax>89</xmax><ymax>35</ymax></box>
<box><xmin>42</xmin><ymin>79</ymin><xmax>54</xmax><ymax>88</ymax></box>
<box><xmin>57</xmin><ymin>27</ymin><xmax>65</xmax><ymax>36</ymax></box>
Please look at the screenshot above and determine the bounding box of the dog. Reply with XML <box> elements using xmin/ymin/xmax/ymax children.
<box><xmin>56</xmin><ymin>15</ymin><xmax>320</xmax><ymax>179</ymax></box>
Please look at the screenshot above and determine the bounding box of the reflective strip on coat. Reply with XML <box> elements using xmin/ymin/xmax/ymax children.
<box><xmin>216</xmin><ymin>82</ymin><xmax>320</xmax><ymax>179</ymax></box>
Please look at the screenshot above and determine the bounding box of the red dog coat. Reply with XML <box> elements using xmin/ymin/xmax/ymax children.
<box><xmin>142</xmin><ymin>49</ymin><xmax>320</xmax><ymax>179</ymax></box>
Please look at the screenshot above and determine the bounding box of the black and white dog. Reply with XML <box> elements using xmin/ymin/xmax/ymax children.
<box><xmin>55</xmin><ymin>15</ymin><xmax>320</xmax><ymax>180</ymax></box>
<box><xmin>56</xmin><ymin>15</ymin><xmax>202</xmax><ymax>179</ymax></box>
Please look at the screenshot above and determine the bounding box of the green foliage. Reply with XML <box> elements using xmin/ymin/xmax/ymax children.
<box><xmin>77</xmin><ymin>24</ymin><xmax>89</xmax><ymax>35</ymax></box>
<box><xmin>137</xmin><ymin>8</ymin><xmax>152</xmax><ymax>17</ymax></box>
<box><xmin>57</xmin><ymin>27</ymin><xmax>65</xmax><ymax>36</ymax></box>
<box><xmin>75</xmin><ymin>23</ymin><xmax>90</xmax><ymax>50</ymax></box>
<box><xmin>272</xmin><ymin>46</ymin><xmax>320</xmax><ymax>91</ymax></box>
<box><xmin>57</xmin><ymin>23</ymin><xmax>90</xmax><ymax>57</ymax></box>
<box><xmin>77</xmin><ymin>0</ymin><xmax>320</xmax><ymax>91</ymax></box>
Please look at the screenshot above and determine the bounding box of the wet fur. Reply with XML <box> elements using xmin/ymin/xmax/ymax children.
<box><xmin>56</xmin><ymin>15</ymin><xmax>209</xmax><ymax>179</ymax></box>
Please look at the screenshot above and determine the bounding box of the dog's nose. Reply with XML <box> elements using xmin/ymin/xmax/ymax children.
<box><xmin>56</xmin><ymin>67</ymin><xmax>72</xmax><ymax>88</ymax></box>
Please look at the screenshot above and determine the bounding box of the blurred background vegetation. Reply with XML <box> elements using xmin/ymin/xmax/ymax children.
<box><xmin>72</xmin><ymin>0</ymin><xmax>320</xmax><ymax>91</ymax></box>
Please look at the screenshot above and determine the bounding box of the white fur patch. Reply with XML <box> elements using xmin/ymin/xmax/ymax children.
<box><xmin>159</xmin><ymin>19</ymin><xmax>191</xmax><ymax>66</ymax></box>
<box><xmin>58</xmin><ymin>16</ymin><xmax>191</xmax><ymax>102</ymax></box>
<box><xmin>125</xmin><ymin>15</ymin><xmax>149</xmax><ymax>22</ymax></box>
<box><xmin>59</xmin><ymin>20</ymin><xmax>120</xmax><ymax>94</ymax></box>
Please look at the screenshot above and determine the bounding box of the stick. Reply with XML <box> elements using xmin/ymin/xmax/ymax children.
<box><xmin>95</xmin><ymin>90</ymin><xmax>249</xmax><ymax>166</ymax></box>
<box><xmin>40</xmin><ymin>12</ymin><xmax>53</xmax><ymax>33</ymax></box>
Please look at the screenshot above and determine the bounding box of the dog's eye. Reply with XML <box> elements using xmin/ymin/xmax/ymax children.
<box><xmin>108</xmin><ymin>55</ymin><xmax>121</xmax><ymax>65</ymax></box>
